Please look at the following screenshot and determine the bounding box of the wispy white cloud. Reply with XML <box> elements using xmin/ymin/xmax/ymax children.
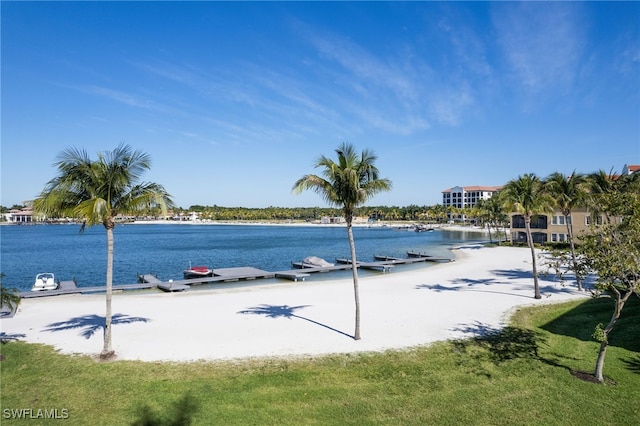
<box><xmin>306</xmin><ymin>31</ymin><xmax>419</xmax><ymax>103</ymax></box>
<box><xmin>491</xmin><ymin>2</ymin><xmax>584</xmax><ymax>94</ymax></box>
<box><xmin>66</xmin><ymin>83</ymin><xmax>177</xmax><ymax>114</ymax></box>
<box><xmin>429</xmin><ymin>84</ymin><xmax>474</xmax><ymax>127</ymax></box>
<box><xmin>294</xmin><ymin>17</ymin><xmax>484</xmax><ymax>131</ymax></box>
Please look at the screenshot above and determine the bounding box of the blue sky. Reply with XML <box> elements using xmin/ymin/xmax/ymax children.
<box><xmin>2</xmin><ymin>1</ymin><xmax>639</xmax><ymax>209</ymax></box>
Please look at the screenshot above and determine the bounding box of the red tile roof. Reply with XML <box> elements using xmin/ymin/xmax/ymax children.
<box><xmin>442</xmin><ymin>185</ymin><xmax>503</xmax><ymax>193</ymax></box>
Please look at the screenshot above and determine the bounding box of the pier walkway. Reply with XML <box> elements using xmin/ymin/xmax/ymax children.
<box><xmin>19</xmin><ymin>251</ymin><xmax>453</xmax><ymax>298</ymax></box>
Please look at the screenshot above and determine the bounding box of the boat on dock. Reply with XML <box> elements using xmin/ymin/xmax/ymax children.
<box><xmin>31</xmin><ymin>273</ymin><xmax>58</xmax><ymax>291</ymax></box>
<box><xmin>301</xmin><ymin>256</ymin><xmax>335</xmax><ymax>268</ymax></box>
<box><xmin>183</xmin><ymin>263</ymin><xmax>213</xmax><ymax>279</ymax></box>
<box><xmin>20</xmin><ymin>249</ymin><xmax>454</xmax><ymax>298</ymax></box>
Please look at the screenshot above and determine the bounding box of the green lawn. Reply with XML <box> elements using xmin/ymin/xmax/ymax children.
<box><xmin>1</xmin><ymin>296</ymin><xmax>638</xmax><ymax>425</ymax></box>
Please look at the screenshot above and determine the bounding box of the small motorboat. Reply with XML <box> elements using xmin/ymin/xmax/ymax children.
<box><xmin>415</xmin><ymin>225</ymin><xmax>434</xmax><ymax>232</ymax></box>
<box><xmin>32</xmin><ymin>273</ymin><xmax>59</xmax><ymax>291</ymax></box>
<box><xmin>183</xmin><ymin>263</ymin><xmax>213</xmax><ymax>279</ymax></box>
<box><xmin>302</xmin><ymin>256</ymin><xmax>335</xmax><ymax>268</ymax></box>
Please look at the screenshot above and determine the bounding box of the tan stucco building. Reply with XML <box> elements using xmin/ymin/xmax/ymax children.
<box><xmin>509</xmin><ymin>164</ymin><xmax>639</xmax><ymax>244</ymax></box>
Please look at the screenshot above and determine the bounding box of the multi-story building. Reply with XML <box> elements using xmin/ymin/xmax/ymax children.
<box><xmin>510</xmin><ymin>207</ymin><xmax>597</xmax><ymax>244</ymax></box>
<box><xmin>509</xmin><ymin>164</ymin><xmax>639</xmax><ymax>244</ymax></box>
<box><xmin>441</xmin><ymin>185</ymin><xmax>503</xmax><ymax>209</ymax></box>
<box><xmin>441</xmin><ymin>185</ymin><xmax>502</xmax><ymax>222</ymax></box>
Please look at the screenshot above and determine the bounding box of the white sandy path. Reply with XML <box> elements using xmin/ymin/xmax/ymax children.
<box><xmin>1</xmin><ymin>245</ymin><xmax>589</xmax><ymax>362</ymax></box>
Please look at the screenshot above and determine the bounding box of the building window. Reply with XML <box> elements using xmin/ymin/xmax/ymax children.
<box><xmin>586</xmin><ymin>215</ymin><xmax>603</xmax><ymax>226</ymax></box>
<box><xmin>551</xmin><ymin>233</ymin><xmax>567</xmax><ymax>242</ymax></box>
<box><xmin>552</xmin><ymin>215</ymin><xmax>566</xmax><ymax>226</ymax></box>
<box><xmin>531</xmin><ymin>232</ymin><xmax>548</xmax><ymax>244</ymax></box>
<box><xmin>512</xmin><ymin>215</ymin><xmax>526</xmax><ymax>229</ymax></box>
<box><xmin>531</xmin><ymin>215</ymin><xmax>548</xmax><ymax>229</ymax></box>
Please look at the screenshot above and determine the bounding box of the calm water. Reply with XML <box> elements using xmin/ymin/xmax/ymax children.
<box><xmin>0</xmin><ymin>223</ymin><xmax>485</xmax><ymax>291</ymax></box>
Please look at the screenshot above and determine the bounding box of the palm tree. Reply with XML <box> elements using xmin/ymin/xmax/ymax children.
<box><xmin>501</xmin><ymin>174</ymin><xmax>554</xmax><ymax>299</ymax></box>
<box><xmin>473</xmin><ymin>197</ymin><xmax>508</xmax><ymax>244</ymax></box>
<box><xmin>33</xmin><ymin>144</ymin><xmax>173</xmax><ymax>358</ymax></box>
<box><xmin>585</xmin><ymin>169</ymin><xmax>619</xmax><ymax>224</ymax></box>
<box><xmin>292</xmin><ymin>143</ymin><xmax>392</xmax><ymax>340</ymax></box>
<box><xmin>0</xmin><ymin>273</ymin><xmax>21</xmax><ymax>313</ymax></box>
<box><xmin>544</xmin><ymin>171</ymin><xmax>587</xmax><ymax>290</ymax></box>
<box><xmin>486</xmin><ymin>195</ymin><xmax>509</xmax><ymax>245</ymax></box>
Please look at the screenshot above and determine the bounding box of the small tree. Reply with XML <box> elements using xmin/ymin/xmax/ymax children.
<box><xmin>578</xmin><ymin>172</ymin><xmax>640</xmax><ymax>383</ymax></box>
<box><xmin>0</xmin><ymin>273</ymin><xmax>21</xmax><ymax>313</ymax></box>
<box><xmin>293</xmin><ymin>143</ymin><xmax>391</xmax><ymax>340</ymax></box>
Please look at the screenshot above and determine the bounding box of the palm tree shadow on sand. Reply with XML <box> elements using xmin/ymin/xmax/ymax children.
<box><xmin>416</xmin><ymin>281</ymin><xmax>534</xmax><ymax>299</ymax></box>
<box><xmin>238</xmin><ymin>304</ymin><xmax>354</xmax><ymax>340</ymax></box>
<box><xmin>43</xmin><ymin>313</ymin><xmax>150</xmax><ymax>339</ymax></box>
<box><xmin>1</xmin><ymin>331</ymin><xmax>26</xmax><ymax>342</ymax></box>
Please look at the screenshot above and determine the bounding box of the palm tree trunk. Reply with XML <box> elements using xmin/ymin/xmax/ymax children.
<box><xmin>525</xmin><ymin>217</ymin><xmax>541</xmax><ymax>299</ymax></box>
<box><xmin>101</xmin><ymin>224</ymin><xmax>115</xmax><ymax>358</ymax></box>
<box><xmin>346</xmin><ymin>218</ymin><xmax>361</xmax><ymax>340</ymax></box>
<box><xmin>564</xmin><ymin>214</ymin><xmax>582</xmax><ymax>291</ymax></box>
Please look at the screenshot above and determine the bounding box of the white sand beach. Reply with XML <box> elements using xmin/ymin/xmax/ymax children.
<box><xmin>1</xmin><ymin>245</ymin><xmax>589</xmax><ymax>362</ymax></box>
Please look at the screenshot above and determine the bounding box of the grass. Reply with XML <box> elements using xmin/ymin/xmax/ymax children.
<box><xmin>1</xmin><ymin>296</ymin><xmax>639</xmax><ymax>425</ymax></box>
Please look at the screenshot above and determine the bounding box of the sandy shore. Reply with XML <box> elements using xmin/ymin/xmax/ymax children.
<box><xmin>0</xmin><ymin>245</ymin><xmax>588</xmax><ymax>362</ymax></box>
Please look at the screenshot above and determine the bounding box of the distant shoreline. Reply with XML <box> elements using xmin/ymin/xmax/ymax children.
<box><xmin>0</xmin><ymin>219</ymin><xmax>494</xmax><ymax>234</ymax></box>
<box><xmin>125</xmin><ymin>219</ymin><xmax>494</xmax><ymax>233</ymax></box>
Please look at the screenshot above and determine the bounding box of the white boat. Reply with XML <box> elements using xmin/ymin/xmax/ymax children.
<box><xmin>302</xmin><ymin>256</ymin><xmax>335</xmax><ymax>268</ymax></box>
<box><xmin>32</xmin><ymin>273</ymin><xmax>58</xmax><ymax>291</ymax></box>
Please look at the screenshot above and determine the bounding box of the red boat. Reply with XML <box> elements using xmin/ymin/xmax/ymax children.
<box><xmin>183</xmin><ymin>264</ymin><xmax>213</xmax><ymax>279</ymax></box>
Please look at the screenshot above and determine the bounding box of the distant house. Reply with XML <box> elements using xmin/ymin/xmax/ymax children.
<box><xmin>321</xmin><ymin>216</ymin><xmax>345</xmax><ymax>224</ymax></box>
<box><xmin>8</xmin><ymin>207</ymin><xmax>34</xmax><ymax>223</ymax></box>
<box><xmin>623</xmin><ymin>164</ymin><xmax>640</xmax><ymax>175</ymax></box>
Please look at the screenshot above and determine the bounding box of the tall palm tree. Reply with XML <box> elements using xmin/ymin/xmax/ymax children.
<box><xmin>33</xmin><ymin>144</ymin><xmax>173</xmax><ymax>358</ymax></box>
<box><xmin>292</xmin><ymin>143</ymin><xmax>392</xmax><ymax>340</ymax></box>
<box><xmin>544</xmin><ymin>171</ymin><xmax>587</xmax><ymax>290</ymax></box>
<box><xmin>585</xmin><ymin>169</ymin><xmax>619</xmax><ymax>224</ymax></box>
<box><xmin>501</xmin><ymin>174</ymin><xmax>554</xmax><ymax>299</ymax></box>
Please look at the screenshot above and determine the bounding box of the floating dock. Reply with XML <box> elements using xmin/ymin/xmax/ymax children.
<box><xmin>335</xmin><ymin>258</ymin><xmax>394</xmax><ymax>273</ymax></box>
<box><xmin>374</xmin><ymin>253</ymin><xmax>453</xmax><ymax>264</ymax></box>
<box><xmin>19</xmin><ymin>251</ymin><xmax>452</xmax><ymax>298</ymax></box>
<box><xmin>20</xmin><ymin>280</ymin><xmax>157</xmax><ymax>298</ymax></box>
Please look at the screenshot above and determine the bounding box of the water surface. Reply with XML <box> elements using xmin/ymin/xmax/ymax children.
<box><xmin>0</xmin><ymin>223</ymin><xmax>485</xmax><ymax>291</ymax></box>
